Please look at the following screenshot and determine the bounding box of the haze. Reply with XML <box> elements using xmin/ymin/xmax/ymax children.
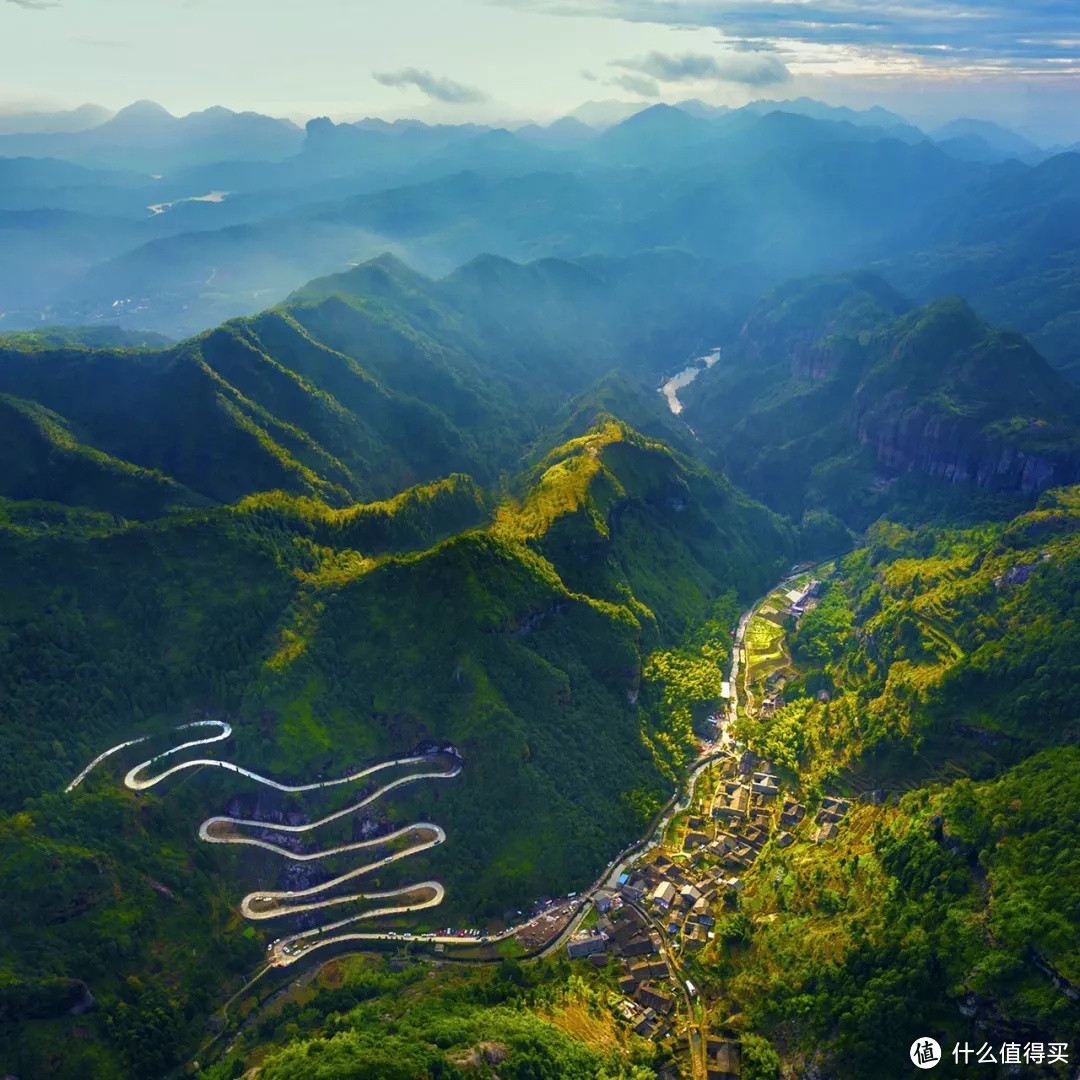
<box><xmin>3</xmin><ymin>0</ymin><xmax>1080</xmax><ymax>142</ymax></box>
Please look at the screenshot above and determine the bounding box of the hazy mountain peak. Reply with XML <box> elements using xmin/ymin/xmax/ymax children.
<box><xmin>194</xmin><ymin>104</ymin><xmax>236</xmax><ymax>117</ymax></box>
<box><xmin>931</xmin><ymin>117</ymin><xmax>1042</xmax><ymax>157</ymax></box>
<box><xmin>674</xmin><ymin>99</ymin><xmax>732</xmax><ymax>120</ymax></box>
<box><xmin>743</xmin><ymin>96</ymin><xmax>922</xmax><ymax>140</ymax></box>
<box><xmin>449</xmin><ymin>251</ymin><xmax>531</xmax><ymax>283</ymax></box>
<box><xmin>567</xmin><ymin>98</ymin><xmax>647</xmax><ymax>128</ymax></box>
<box><xmin>0</xmin><ymin>102</ymin><xmax>112</xmax><ymax>135</ymax></box>
<box><xmin>546</xmin><ymin>115</ymin><xmax>593</xmax><ymax>134</ymax></box>
<box><xmin>111</xmin><ymin>99</ymin><xmax>175</xmax><ymax>122</ymax></box>
<box><xmin>350</xmin><ymin>116</ymin><xmax>428</xmax><ymax>133</ymax></box>
<box><xmin>619</xmin><ymin>102</ymin><xmax>703</xmax><ymax>128</ymax></box>
<box><xmin>514</xmin><ymin>115</ymin><xmax>596</xmax><ymax>148</ymax></box>
<box><xmin>284</xmin><ymin>251</ymin><xmax>432</xmax><ymax>306</ymax></box>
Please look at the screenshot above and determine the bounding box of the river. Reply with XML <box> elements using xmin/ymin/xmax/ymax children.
<box><xmin>148</xmin><ymin>190</ymin><xmax>230</xmax><ymax>215</ymax></box>
<box><xmin>659</xmin><ymin>347</ymin><xmax>721</xmax><ymax>415</ymax></box>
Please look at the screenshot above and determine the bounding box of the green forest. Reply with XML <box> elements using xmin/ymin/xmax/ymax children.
<box><xmin>0</xmin><ymin>408</ymin><xmax>799</xmax><ymax>1077</ymax></box>
<box><xmin>2</xmin><ymin>247</ymin><xmax>1080</xmax><ymax>1080</ymax></box>
<box><xmin>717</xmin><ymin>487</ymin><xmax>1080</xmax><ymax>1078</ymax></box>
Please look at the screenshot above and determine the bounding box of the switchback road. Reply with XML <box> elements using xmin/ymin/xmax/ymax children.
<box><xmin>68</xmin><ymin>721</ymin><xmax>463</xmax><ymax>966</ymax></box>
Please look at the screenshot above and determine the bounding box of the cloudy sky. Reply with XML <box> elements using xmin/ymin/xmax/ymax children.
<box><xmin>2</xmin><ymin>0</ymin><xmax>1078</xmax><ymax>140</ymax></box>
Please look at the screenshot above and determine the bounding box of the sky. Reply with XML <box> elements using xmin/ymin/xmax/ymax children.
<box><xmin>2</xmin><ymin>0</ymin><xmax>1079</xmax><ymax>142</ymax></box>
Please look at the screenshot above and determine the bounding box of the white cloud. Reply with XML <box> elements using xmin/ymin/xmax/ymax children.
<box><xmin>613</xmin><ymin>49</ymin><xmax>791</xmax><ymax>86</ymax></box>
<box><xmin>611</xmin><ymin>72</ymin><xmax>662</xmax><ymax>96</ymax></box>
<box><xmin>373</xmin><ymin>68</ymin><xmax>487</xmax><ymax>104</ymax></box>
<box><xmin>497</xmin><ymin>0</ymin><xmax>1080</xmax><ymax>73</ymax></box>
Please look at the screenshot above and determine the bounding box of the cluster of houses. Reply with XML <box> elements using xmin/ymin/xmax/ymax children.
<box><xmin>618</xmin><ymin>852</ymin><xmax>723</xmax><ymax>949</ymax></box>
<box><xmin>565</xmin><ymin>901</ymin><xmax>679</xmax><ymax>1039</ymax></box>
<box><xmin>705</xmin><ymin>760</ymin><xmax>794</xmax><ymax>868</ymax></box>
<box><xmin>812</xmin><ymin>796</ymin><xmax>851</xmax><ymax>842</ymax></box>
<box><xmin>562</xmin><ymin>734</ymin><xmax>852</xmax><ymax>1063</ymax></box>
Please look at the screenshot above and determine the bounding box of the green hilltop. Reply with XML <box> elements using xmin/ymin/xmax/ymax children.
<box><xmin>4</xmin><ymin>252</ymin><xmax>1080</xmax><ymax>1080</ymax></box>
<box><xmin>0</xmin><ymin>253</ymin><xmax>739</xmax><ymax>516</ymax></box>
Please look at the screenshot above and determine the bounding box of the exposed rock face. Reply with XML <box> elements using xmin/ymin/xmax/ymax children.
<box><xmin>683</xmin><ymin>273</ymin><xmax>1080</xmax><ymax>522</ymax></box>
<box><xmin>352</xmin><ymin>814</ymin><xmax>391</xmax><ymax>842</ymax></box>
<box><xmin>853</xmin><ymin>400</ymin><xmax>1080</xmax><ymax>495</ymax></box>
<box><xmin>448</xmin><ymin>1041</ymin><xmax>509</xmax><ymax>1071</ymax></box>
<box><xmin>994</xmin><ymin>561</ymin><xmax>1038</xmax><ymax>589</ymax></box>
<box><xmin>480</xmin><ymin>1043</ymin><xmax>508</xmax><ymax>1066</ymax></box>
<box><xmin>66</xmin><ymin>982</ymin><xmax>95</xmax><ymax>1016</ymax></box>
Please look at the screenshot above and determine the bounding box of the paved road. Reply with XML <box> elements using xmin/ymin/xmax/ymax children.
<box><xmin>68</xmin><ymin>721</ymin><xmax>466</xmax><ymax>967</ymax></box>
<box><xmin>68</xmin><ymin>562</ymin><xmax>830</xmax><ymax>979</ymax></box>
<box><xmin>65</xmin><ymin>734</ymin><xmax>151</xmax><ymax>792</ymax></box>
<box><xmin>122</xmin><ymin>720</ymin><xmax>453</xmax><ymax>797</ymax></box>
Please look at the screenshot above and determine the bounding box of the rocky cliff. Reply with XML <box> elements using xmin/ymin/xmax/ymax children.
<box><xmin>682</xmin><ymin>274</ymin><xmax>1080</xmax><ymax>522</ymax></box>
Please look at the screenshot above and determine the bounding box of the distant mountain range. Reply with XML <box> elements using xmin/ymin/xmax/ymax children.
<box><xmin>0</xmin><ymin>94</ymin><xmax>1055</xmax><ymax>170</ymax></box>
<box><xmin>0</xmin><ymin>102</ymin><xmax>112</xmax><ymax>135</ymax></box>
<box><xmin>0</xmin><ymin>100</ymin><xmax>303</xmax><ymax>170</ymax></box>
<box><xmin>681</xmin><ymin>270</ymin><xmax>1080</xmax><ymax>525</ymax></box>
<box><xmin>1</xmin><ymin>96</ymin><xmax>1077</xmax><ymax>382</ymax></box>
<box><xmin>929</xmin><ymin>117</ymin><xmax>1048</xmax><ymax>163</ymax></box>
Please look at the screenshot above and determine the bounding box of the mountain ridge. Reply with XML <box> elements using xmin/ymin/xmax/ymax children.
<box><xmin>682</xmin><ymin>272</ymin><xmax>1080</xmax><ymax>524</ymax></box>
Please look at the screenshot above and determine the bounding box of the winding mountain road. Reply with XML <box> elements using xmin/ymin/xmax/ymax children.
<box><xmin>67</xmin><ymin>720</ymin><xmax>463</xmax><ymax>965</ymax></box>
<box><xmin>67</xmin><ymin>562</ymin><xmax>837</xmax><ymax>980</ymax></box>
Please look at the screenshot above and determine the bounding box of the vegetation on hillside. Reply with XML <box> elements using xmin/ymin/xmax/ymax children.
<box><xmin>682</xmin><ymin>274</ymin><xmax>1080</xmax><ymax>527</ymax></box>
<box><xmin>712</xmin><ymin>487</ymin><xmax>1080</xmax><ymax>1077</ymax></box>
<box><xmin>5</xmin><ymin>252</ymin><xmax>1080</xmax><ymax>1080</ymax></box>
<box><xmin>0</xmin><ymin>416</ymin><xmax>792</xmax><ymax>1078</ymax></box>
<box><xmin>195</xmin><ymin>953</ymin><xmax>662</xmax><ymax>1080</ymax></box>
<box><xmin>754</xmin><ymin>485</ymin><xmax>1080</xmax><ymax>790</ymax></box>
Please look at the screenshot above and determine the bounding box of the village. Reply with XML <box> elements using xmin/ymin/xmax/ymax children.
<box><xmin>556</xmin><ymin>568</ymin><xmax>851</xmax><ymax>1079</ymax></box>
<box><xmin>245</xmin><ymin>567</ymin><xmax>847</xmax><ymax>1079</ymax></box>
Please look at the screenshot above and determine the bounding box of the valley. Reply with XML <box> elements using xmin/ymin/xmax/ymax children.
<box><xmin>3</xmin><ymin>251</ymin><xmax>1080</xmax><ymax>1078</ymax></box>
<box><xmin>1</xmin><ymin>60</ymin><xmax>1080</xmax><ymax>1080</ymax></box>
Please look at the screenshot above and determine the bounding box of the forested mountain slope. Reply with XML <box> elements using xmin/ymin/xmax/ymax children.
<box><xmin>164</xmin><ymin>457</ymin><xmax>1080</xmax><ymax>1080</ymax></box>
<box><xmin>0</xmin><ymin>252</ymin><xmax>741</xmax><ymax>515</ymax></box>
<box><xmin>0</xmin><ymin>409</ymin><xmax>794</xmax><ymax>1077</ymax></box>
<box><xmin>682</xmin><ymin>273</ymin><xmax>1080</xmax><ymax>526</ymax></box>
<box><xmin>880</xmin><ymin>153</ymin><xmax>1080</xmax><ymax>382</ymax></box>
<box><xmin>719</xmin><ymin>487</ymin><xmax>1080</xmax><ymax>1077</ymax></box>
<box><xmin>5</xmin><ymin>244</ymin><xmax>1080</xmax><ymax>1079</ymax></box>
<box><xmin>758</xmin><ymin>486</ymin><xmax>1080</xmax><ymax>785</ymax></box>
